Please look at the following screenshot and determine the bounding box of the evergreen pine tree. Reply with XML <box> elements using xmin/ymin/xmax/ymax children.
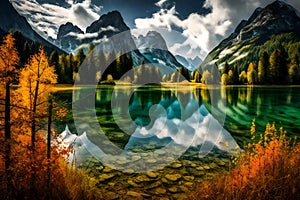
<box><xmin>258</xmin><ymin>52</ymin><xmax>269</xmax><ymax>84</ymax></box>
<box><xmin>222</xmin><ymin>61</ymin><xmax>229</xmax><ymax>75</ymax></box>
<box><xmin>289</xmin><ymin>54</ymin><xmax>300</xmax><ymax>84</ymax></box>
<box><xmin>232</xmin><ymin>64</ymin><xmax>239</xmax><ymax>84</ymax></box>
<box><xmin>269</xmin><ymin>49</ymin><xmax>281</xmax><ymax>84</ymax></box>
<box><xmin>278</xmin><ymin>45</ymin><xmax>289</xmax><ymax>84</ymax></box>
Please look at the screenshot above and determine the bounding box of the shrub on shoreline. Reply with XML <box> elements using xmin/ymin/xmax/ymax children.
<box><xmin>191</xmin><ymin>121</ymin><xmax>300</xmax><ymax>200</ymax></box>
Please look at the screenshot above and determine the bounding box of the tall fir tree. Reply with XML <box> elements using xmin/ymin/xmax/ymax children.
<box><xmin>0</xmin><ymin>33</ymin><xmax>20</xmax><ymax>196</ymax></box>
<box><xmin>278</xmin><ymin>45</ymin><xmax>289</xmax><ymax>84</ymax></box>
<box><xmin>269</xmin><ymin>49</ymin><xmax>281</xmax><ymax>84</ymax></box>
<box><xmin>258</xmin><ymin>52</ymin><xmax>269</xmax><ymax>84</ymax></box>
<box><xmin>289</xmin><ymin>54</ymin><xmax>300</xmax><ymax>84</ymax></box>
<box><xmin>232</xmin><ymin>64</ymin><xmax>239</xmax><ymax>84</ymax></box>
<box><xmin>222</xmin><ymin>61</ymin><xmax>230</xmax><ymax>75</ymax></box>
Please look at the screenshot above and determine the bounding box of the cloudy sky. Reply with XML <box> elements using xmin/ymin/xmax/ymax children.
<box><xmin>11</xmin><ymin>0</ymin><xmax>300</xmax><ymax>59</ymax></box>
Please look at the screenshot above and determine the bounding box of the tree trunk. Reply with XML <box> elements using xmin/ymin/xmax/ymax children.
<box><xmin>46</xmin><ymin>97</ymin><xmax>53</xmax><ymax>198</ymax></box>
<box><xmin>30</xmin><ymin>76</ymin><xmax>40</xmax><ymax>196</ymax></box>
<box><xmin>4</xmin><ymin>82</ymin><xmax>12</xmax><ymax>197</ymax></box>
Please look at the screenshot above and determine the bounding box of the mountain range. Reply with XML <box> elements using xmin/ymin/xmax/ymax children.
<box><xmin>1</xmin><ymin>0</ymin><xmax>300</xmax><ymax>75</ymax></box>
<box><xmin>55</xmin><ymin>10</ymin><xmax>189</xmax><ymax>69</ymax></box>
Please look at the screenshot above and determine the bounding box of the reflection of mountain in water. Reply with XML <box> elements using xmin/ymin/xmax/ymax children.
<box><xmin>63</xmin><ymin>86</ymin><xmax>240</xmax><ymax>166</ymax></box>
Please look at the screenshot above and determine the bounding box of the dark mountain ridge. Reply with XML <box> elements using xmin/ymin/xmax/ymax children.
<box><xmin>203</xmin><ymin>0</ymin><xmax>300</xmax><ymax>71</ymax></box>
<box><xmin>0</xmin><ymin>0</ymin><xmax>64</xmax><ymax>54</ymax></box>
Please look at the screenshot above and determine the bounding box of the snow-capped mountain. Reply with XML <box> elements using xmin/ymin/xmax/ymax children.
<box><xmin>56</xmin><ymin>11</ymin><xmax>147</xmax><ymax>66</ymax></box>
<box><xmin>5</xmin><ymin>0</ymin><xmax>196</xmax><ymax>72</ymax></box>
<box><xmin>175</xmin><ymin>55</ymin><xmax>202</xmax><ymax>71</ymax></box>
<box><xmin>55</xmin><ymin>11</ymin><xmax>193</xmax><ymax>70</ymax></box>
<box><xmin>57</xmin><ymin>22</ymin><xmax>84</xmax><ymax>52</ymax></box>
<box><xmin>56</xmin><ymin>11</ymin><xmax>132</xmax><ymax>52</ymax></box>
<box><xmin>203</xmin><ymin>0</ymin><xmax>300</xmax><ymax>70</ymax></box>
<box><xmin>134</xmin><ymin>31</ymin><xmax>184</xmax><ymax>70</ymax></box>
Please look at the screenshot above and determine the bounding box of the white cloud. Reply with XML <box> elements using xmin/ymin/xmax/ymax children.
<box><xmin>67</xmin><ymin>26</ymin><xmax>119</xmax><ymax>40</ymax></box>
<box><xmin>11</xmin><ymin>0</ymin><xmax>101</xmax><ymax>39</ymax></box>
<box><xmin>135</xmin><ymin>0</ymin><xmax>300</xmax><ymax>60</ymax></box>
<box><xmin>73</xmin><ymin>35</ymin><xmax>109</xmax><ymax>52</ymax></box>
<box><xmin>134</xmin><ymin>0</ymin><xmax>234</xmax><ymax>59</ymax></box>
<box><xmin>99</xmin><ymin>26</ymin><xmax>119</xmax><ymax>33</ymax></box>
<box><xmin>135</xmin><ymin>6</ymin><xmax>182</xmax><ymax>31</ymax></box>
<box><xmin>67</xmin><ymin>32</ymin><xmax>98</xmax><ymax>40</ymax></box>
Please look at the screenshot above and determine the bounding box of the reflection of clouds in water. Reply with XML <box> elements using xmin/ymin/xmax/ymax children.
<box><xmin>126</xmin><ymin>99</ymin><xmax>239</xmax><ymax>152</ymax></box>
<box><xmin>59</xmin><ymin>97</ymin><xmax>239</xmax><ymax>167</ymax></box>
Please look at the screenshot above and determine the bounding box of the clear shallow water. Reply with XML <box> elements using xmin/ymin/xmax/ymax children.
<box><xmin>221</xmin><ymin>86</ymin><xmax>300</xmax><ymax>144</ymax></box>
<box><xmin>54</xmin><ymin>85</ymin><xmax>300</xmax><ymax>198</ymax></box>
<box><xmin>55</xmin><ymin>86</ymin><xmax>300</xmax><ymax>145</ymax></box>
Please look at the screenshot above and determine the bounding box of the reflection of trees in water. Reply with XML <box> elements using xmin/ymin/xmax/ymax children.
<box><xmin>72</xmin><ymin>86</ymin><xmax>296</xmax><ymax>121</ymax></box>
<box><xmin>194</xmin><ymin>88</ymin><xmax>209</xmax><ymax>105</ymax></box>
<box><xmin>223</xmin><ymin>86</ymin><xmax>297</xmax><ymax>134</ymax></box>
<box><xmin>57</xmin><ymin>86</ymin><xmax>300</xmax><ymax>141</ymax></box>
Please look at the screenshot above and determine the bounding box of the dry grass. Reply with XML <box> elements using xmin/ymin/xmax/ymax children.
<box><xmin>0</xmin><ymin>159</ymin><xmax>102</xmax><ymax>200</ymax></box>
<box><xmin>61</xmin><ymin>166</ymin><xmax>102</xmax><ymax>200</ymax></box>
<box><xmin>0</xmin><ymin>132</ymin><xmax>102</xmax><ymax>200</ymax></box>
<box><xmin>190</xmin><ymin>121</ymin><xmax>300</xmax><ymax>200</ymax></box>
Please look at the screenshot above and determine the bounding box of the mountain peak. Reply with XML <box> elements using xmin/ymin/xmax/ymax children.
<box><xmin>57</xmin><ymin>22</ymin><xmax>83</xmax><ymax>40</ymax></box>
<box><xmin>203</xmin><ymin>0</ymin><xmax>300</xmax><ymax>69</ymax></box>
<box><xmin>236</xmin><ymin>0</ymin><xmax>300</xmax><ymax>42</ymax></box>
<box><xmin>268</xmin><ymin>0</ymin><xmax>292</xmax><ymax>8</ymax></box>
<box><xmin>103</xmin><ymin>10</ymin><xmax>123</xmax><ymax>19</ymax></box>
<box><xmin>56</xmin><ymin>22</ymin><xmax>84</xmax><ymax>51</ymax></box>
<box><xmin>136</xmin><ymin>31</ymin><xmax>168</xmax><ymax>50</ymax></box>
<box><xmin>263</xmin><ymin>0</ymin><xmax>299</xmax><ymax>16</ymax></box>
<box><xmin>86</xmin><ymin>10</ymin><xmax>129</xmax><ymax>34</ymax></box>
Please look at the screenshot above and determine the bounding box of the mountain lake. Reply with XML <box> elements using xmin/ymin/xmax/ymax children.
<box><xmin>52</xmin><ymin>85</ymin><xmax>300</xmax><ymax>199</ymax></box>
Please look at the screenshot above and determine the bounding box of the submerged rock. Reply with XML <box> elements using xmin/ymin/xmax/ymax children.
<box><xmin>126</xmin><ymin>191</ymin><xmax>143</xmax><ymax>200</ymax></box>
<box><xmin>169</xmin><ymin>162</ymin><xmax>183</xmax><ymax>169</ymax></box>
<box><xmin>183</xmin><ymin>176</ymin><xmax>195</xmax><ymax>182</ymax></box>
<box><xmin>103</xmin><ymin>167</ymin><xmax>114</xmax><ymax>173</ymax></box>
<box><xmin>209</xmin><ymin>162</ymin><xmax>218</xmax><ymax>169</ymax></box>
<box><xmin>146</xmin><ymin>171</ymin><xmax>159</xmax><ymax>179</ymax></box>
<box><xmin>179</xmin><ymin>185</ymin><xmax>189</xmax><ymax>193</ymax></box>
<box><xmin>168</xmin><ymin>186</ymin><xmax>179</xmax><ymax>193</ymax></box>
<box><xmin>184</xmin><ymin>182</ymin><xmax>194</xmax><ymax>188</ymax></box>
<box><xmin>165</xmin><ymin>174</ymin><xmax>182</xmax><ymax>182</ymax></box>
<box><xmin>135</xmin><ymin>175</ymin><xmax>152</xmax><ymax>183</ymax></box>
<box><xmin>145</xmin><ymin>159</ymin><xmax>157</xmax><ymax>163</ymax></box>
<box><xmin>153</xmin><ymin>187</ymin><xmax>167</xmax><ymax>195</ymax></box>
<box><xmin>145</xmin><ymin>181</ymin><xmax>161</xmax><ymax>190</ymax></box>
<box><xmin>127</xmin><ymin>179</ymin><xmax>141</xmax><ymax>187</ymax></box>
<box><xmin>203</xmin><ymin>165</ymin><xmax>210</xmax><ymax>170</ymax></box>
<box><xmin>99</xmin><ymin>173</ymin><xmax>117</xmax><ymax>182</ymax></box>
<box><xmin>172</xmin><ymin>193</ymin><xmax>188</xmax><ymax>199</ymax></box>
<box><xmin>103</xmin><ymin>191</ymin><xmax>119</xmax><ymax>200</ymax></box>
